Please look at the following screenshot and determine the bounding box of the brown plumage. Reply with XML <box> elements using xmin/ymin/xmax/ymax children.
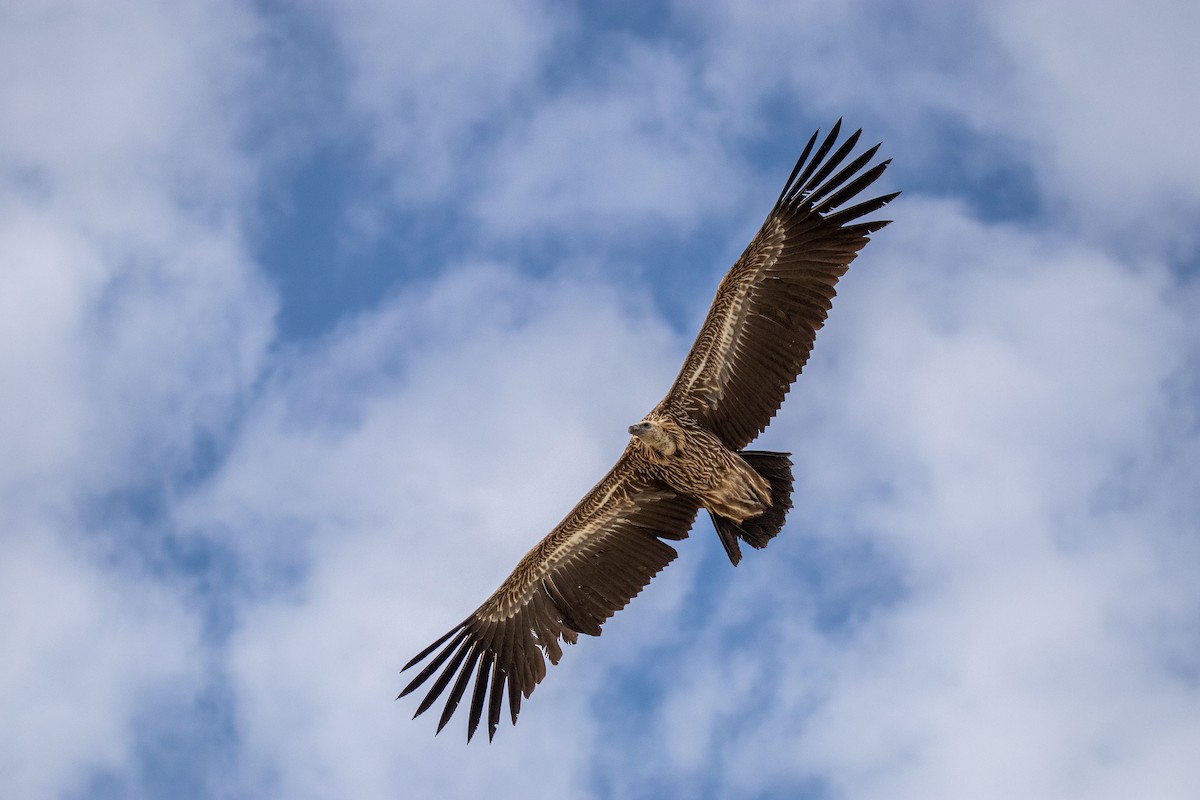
<box><xmin>399</xmin><ymin>121</ymin><xmax>898</xmax><ymax>741</ymax></box>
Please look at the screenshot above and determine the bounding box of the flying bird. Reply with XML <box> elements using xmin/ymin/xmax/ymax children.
<box><xmin>399</xmin><ymin>121</ymin><xmax>897</xmax><ymax>741</ymax></box>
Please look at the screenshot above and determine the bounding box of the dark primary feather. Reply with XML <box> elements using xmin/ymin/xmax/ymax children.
<box><xmin>399</xmin><ymin>450</ymin><xmax>699</xmax><ymax>741</ymax></box>
<box><xmin>661</xmin><ymin>121</ymin><xmax>898</xmax><ymax>450</ymax></box>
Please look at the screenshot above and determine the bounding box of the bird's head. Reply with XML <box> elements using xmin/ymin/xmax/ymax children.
<box><xmin>628</xmin><ymin>418</ymin><xmax>679</xmax><ymax>456</ymax></box>
<box><xmin>627</xmin><ymin>420</ymin><xmax>655</xmax><ymax>437</ymax></box>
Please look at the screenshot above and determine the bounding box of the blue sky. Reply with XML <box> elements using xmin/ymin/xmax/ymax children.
<box><xmin>2</xmin><ymin>1</ymin><xmax>1199</xmax><ymax>798</ymax></box>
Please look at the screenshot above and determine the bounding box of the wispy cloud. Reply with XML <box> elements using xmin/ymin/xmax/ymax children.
<box><xmin>1</xmin><ymin>4</ymin><xmax>272</xmax><ymax>797</ymax></box>
<box><xmin>322</xmin><ymin>0</ymin><xmax>566</xmax><ymax>202</ymax></box>
<box><xmin>1</xmin><ymin>534</ymin><xmax>202</xmax><ymax>799</ymax></box>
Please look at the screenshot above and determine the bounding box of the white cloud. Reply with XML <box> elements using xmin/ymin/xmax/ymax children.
<box><xmin>320</xmin><ymin>0</ymin><xmax>566</xmax><ymax>202</ymax></box>
<box><xmin>987</xmin><ymin>0</ymin><xmax>1200</xmax><ymax>244</ymax></box>
<box><xmin>0</xmin><ymin>532</ymin><xmax>203</xmax><ymax>800</ymax></box>
<box><xmin>0</xmin><ymin>3</ymin><xmax>276</xmax><ymax>796</ymax></box>
<box><xmin>0</xmin><ymin>0</ymin><xmax>276</xmax><ymax>499</ymax></box>
<box><xmin>0</xmin><ymin>2</ymin><xmax>265</xmax><ymax>219</ymax></box>
<box><xmin>679</xmin><ymin>2</ymin><xmax>1024</xmax><ymax>159</ymax></box>
<box><xmin>474</xmin><ymin>40</ymin><xmax>746</xmax><ymax>240</ymax></box>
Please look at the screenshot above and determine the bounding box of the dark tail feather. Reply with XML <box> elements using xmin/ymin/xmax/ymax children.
<box><xmin>710</xmin><ymin>451</ymin><xmax>794</xmax><ymax>567</ymax></box>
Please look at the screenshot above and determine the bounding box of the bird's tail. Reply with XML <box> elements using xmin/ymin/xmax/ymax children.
<box><xmin>710</xmin><ymin>451</ymin><xmax>794</xmax><ymax>567</ymax></box>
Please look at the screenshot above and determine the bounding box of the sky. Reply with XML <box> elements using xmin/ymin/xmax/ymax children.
<box><xmin>2</xmin><ymin>1</ymin><xmax>1199</xmax><ymax>798</ymax></box>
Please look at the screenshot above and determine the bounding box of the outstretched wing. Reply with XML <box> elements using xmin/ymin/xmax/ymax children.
<box><xmin>661</xmin><ymin>121</ymin><xmax>898</xmax><ymax>450</ymax></box>
<box><xmin>398</xmin><ymin>448</ymin><xmax>700</xmax><ymax>742</ymax></box>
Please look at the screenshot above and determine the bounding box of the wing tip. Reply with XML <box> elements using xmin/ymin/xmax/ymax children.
<box><xmin>774</xmin><ymin>123</ymin><xmax>898</xmax><ymax>224</ymax></box>
<box><xmin>401</xmin><ymin>618</ymin><xmax>470</xmax><ymax>673</ymax></box>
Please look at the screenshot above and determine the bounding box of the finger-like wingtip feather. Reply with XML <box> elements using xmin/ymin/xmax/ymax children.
<box><xmin>809</xmin><ymin>144</ymin><xmax>883</xmax><ymax>210</ymax></box>
<box><xmin>775</xmin><ymin>128</ymin><xmax>820</xmax><ymax>207</ymax></box>
<box><xmin>781</xmin><ymin>120</ymin><xmax>846</xmax><ymax>206</ymax></box>
<box><xmin>401</xmin><ymin>621</ymin><xmax>467</xmax><ymax>673</ymax></box>
<box><xmin>487</xmin><ymin>663</ymin><xmax>506</xmax><ymax>742</ymax></box>
<box><xmin>413</xmin><ymin>635</ymin><xmax>473</xmax><ymax>718</ymax></box>
<box><xmin>397</xmin><ymin>626</ymin><xmax>469</xmax><ymax>699</ymax></box>
<box><xmin>823</xmin><ymin>188</ymin><xmax>901</xmax><ymax>227</ymax></box>
<box><xmin>436</xmin><ymin>645</ymin><xmax>481</xmax><ymax>734</ymax></box>
<box><xmin>466</xmin><ymin>653</ymin><xmax>493</xmax><ymax>743</ymax></box>
<box><xmin>799</xmin><ymin>128</ymin><xmax>862</xmax><ymax>200</ymax></box>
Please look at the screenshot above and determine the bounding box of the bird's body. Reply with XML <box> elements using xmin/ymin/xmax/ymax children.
<box><xmin>399</xmin><ymin>121</ymin><xmax>898</xmax><ymax>741</ymax></box>
<box><xmin>630</xmin><ymin>412</ymin><xmax>773</xmax><ymax>523</ymax></box>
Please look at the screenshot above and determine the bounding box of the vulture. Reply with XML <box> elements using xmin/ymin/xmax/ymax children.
<box><xmin>399</xmin><ymin>121</ymin><xmax>897</xmax><ymax>741</ymax></box>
